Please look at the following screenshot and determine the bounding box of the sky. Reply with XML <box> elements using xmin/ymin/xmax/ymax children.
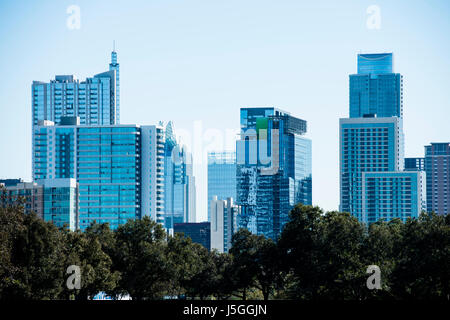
<box><xmin>1</xmin><ymin>0</ymin><xmax>450</xmax><ymax>222</ymax></box>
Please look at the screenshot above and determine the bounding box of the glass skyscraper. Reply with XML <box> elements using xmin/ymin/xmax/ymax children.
<box><xmin>33</xmin><ymin>117</ymin><xmax>167</xmax><ymax>230</ymax></box>
<box><xmin>207</xmin><ymin>151</ymin><xmax>236</xmax><ymax>222</ymax></box>
<box><xmin>32</xmin><ymin>51</ymin><xmax>119</xmax><ymax>127</ymax></box>
<box><xmin>164</xmin><ymin>122</ymin><xmax>196</xmax><ymax>229</ymax></box>
<box><xmin>340</xmin><ymin>53</ymin><xmax>423</xmax><ymax>223</ymax></box>
<box><xmin>425</xmin><ymin>143</ymin><xmax>450</xmax><ymax>215</ymax></box>
<box><xmin>350</xmin><ymin>53</ymin><xmax>403</xmax><ymax>119</ymax></box>
<box><xmin>236</xmin><ymin>107</ymin><xmax>312</xmax><ymax>240</ymax></box>
<box><xmin>339</xmin><ymin>117</ymin><xmax>404</xmax><ymax>222</ymax></box>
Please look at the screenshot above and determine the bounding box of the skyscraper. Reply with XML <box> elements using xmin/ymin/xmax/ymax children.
<box><xmin>207</xmin><ymin>151</ymin><xmax>236</xmax><ymax>222</ymax></box>
<box><xmin>350</xmin><ymin>53</ymin><xmax>403</xmax><ymax>118</ymax></box>
<box><xmin>340</xmin><ymin>53</ymin><xmax>423</xmax><ymax>223</ymax></box>
<box><xmin>339</xmin><ymin>116</ymin><xmax>404</xmax><ymax>221</ymax></box>
<box><xmin>33</xmin><ymin>117</ymin><xmax>166</xmax><ymax>230</ymax></box>
<box><xmin>236</xmin><ymin>107</ymin><xmax>312</xmax><ymax>239</ymax></box>
<box><xmin>425</xmin><ymin>143</ymin><xmax>450</xmax><ymax>215</ymax></box>
<box><xmin>32</xmin><ymin>51</ymin><xmax>119</xmax><ymax>126</ymax></box>
<box><xmin>164</xmin><ymin>122</ymin><xmax>196</xmax><ymax>229</ymax></box>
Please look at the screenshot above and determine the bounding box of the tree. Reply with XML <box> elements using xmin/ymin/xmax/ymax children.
<box><xmin>360</xmin><ymin>219</ymin><xmax>403</xmax><ymax>300</ymax></box>
<box><xmin>165</xmin><ymin>233</ymin><xmax>204</xmax><ymax>298</ymax></box>
<box><xmin>391</xmin><ymin>213</ymin><xmax>450</xmax><ymax>300</ymax></box>
<box><xmin>228</xmin><ymin>229</ymin><xmax>259</xmax><ymax>300</ymax></box>
<box><xmin>112</xmin><ymin>216</ymin><xmax>169</xmax><ymax>300</ymax></box>
<box><xmin>0</xmin><ymin>194</ymin><xmax>26</xmax><ymax>299</ymax></box>
<box><xmin>183</xmin><ymin>245</ymin><xmax>218</xmax><ymax>300</ymax></box>
<box><xmin>314</xmin><ymin>211</ymin><xmax>366</xmax><ymax>300</ymax></box>
<box><xmin>278</xmin><ymin>204</ymin><xmax>324</xmax><ymax>299</ymax></box>
<box><xmin>4</xmin><ymin>211</ymin><xmax>66</xmax><ymax>299</ymax></box>
<box><xmin>279</xmin><ymin>205</ymin><xmax>367</xmax><ymax>300</ymax></box>
<box><xmin>60</xmin><ymin>228</ymin><xmax>120</xmax><ymax>300</ymax></box>
<box><xmin>254</xmin><ymin>236</ymin><xmax>282</xmax><ymax>300</ymax></box>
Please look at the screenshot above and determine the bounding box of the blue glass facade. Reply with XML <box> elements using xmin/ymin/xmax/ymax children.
<box><xmin>39</xmin><ymin>178</ymin><xmax>79</xmax><ymax>231</ymax></box>
<box><xmin>236</xmin><ymin>107</ymin><xmax>312</xmax><ymax>239</ymax></box>
<box><xmin>339</xmin><ymin>53</ymin><xmax>425</xmax><ymax>224</ymax></box>
<box><xmin>32</xmin><ymin>64</ymin><xmax>118</xmax><ymax>127</ymax></box>
<box><xmin>362</xmin><ymin>171</ymin><xmax>424</xmax><ymax>223</ymax></box>
<box><xmin>33</xmin><ymin>122</ymin><xmax>142</xmax><ymax>230</ymax></box>
<box><xmin>350</xmin><ymin>53</ymin><xmax>403</xmax><ymax>118</ymax></box>
<box><xmin>164</xmin><ymin>122</ymin><xmax>196</xmax><ymax>229</ymax></box>
<box><xmin>207</xmin><ymin>151</ymin><xmax>236</xmax><ymax>222</ymax></box>
<box><xmin>339</xmin><ymin>117</ymin><xmax>403</xmax><ymax>222</ymax></box>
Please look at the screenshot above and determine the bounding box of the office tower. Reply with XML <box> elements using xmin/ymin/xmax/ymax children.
<box><xmin>33</xmin><ymin>117</ymin><xmax>167</xmax><ymax>230</ymax></box>
<box><xmin>207</xmin><ymin>151</ymin><xmax>236</xmax><ymax>222</ymax></box>
<box><xmin>340</xmin><ymin>52</ymin><xmax>425</xmax><ymax>223</ymax></box>
<box><xmin>0</xmin><ymin>178</ymin><xmax>79</xmax><ymax>231</ymax></box>
<box><xmin>425</xmin><ymin>143</ymin><xmax>450</xmax><ymax>215</ymax></box>
<box><xmin>350</xmin><ymin>53</ymin><xmax>403</xmax><ymax>118</ymax></box>
<box><xmin>210</xmin><ymin>196</ymin><xmax>240</xmax><ymax>253</ymax></box>
<box><xmin>174</xmin><ymin>222</ymin><xmax>211</xmax><ymax>251</ymax></box>
<box><xmin>164</xmin><ymin>122</ymin><xmax>196</xmax><ymax>229</ymax></box>
<box><xmin>236</xmin><ymin>107</ymin><xmax>312</xmax><ymax>240</ymax></box>
<box><xmin>405</xmin><ymin>157</ymin><xmax>425</xmax><ymax>171</ymax></box>
<box><xmin>339</xmin><ymin>116</ymin><xmax>404</xmax><ymax>221</ymax></box>
<box><xmin>32</xmin><ymin>51</ymin><xmax>119</xmax><ymax>127</ymax></box>
<box><xmin>362</xmin><ymin>171</ymin><xmax>425</xmax><ymax>223</ymax></box>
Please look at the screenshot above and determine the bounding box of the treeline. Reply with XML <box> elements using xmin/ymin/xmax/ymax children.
<box><xmin>0</xmin><ymin>202</ymin><xmax>449</xmax><ymax>300</ymax></box>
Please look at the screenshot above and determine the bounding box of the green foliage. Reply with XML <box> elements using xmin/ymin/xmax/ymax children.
<box><xmin>1</xmin><ymin>198</ymin><xmax>448</xmax><ymax>300</ymax></box>
<box><xmin>111</xmin><ymin>216</ymin><xmax>168</xmax><ymax>300</ymax></box>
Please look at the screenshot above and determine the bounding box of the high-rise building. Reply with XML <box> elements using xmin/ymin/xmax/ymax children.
<box><xmin>210</xmin><ymin>196</ymin><xmax>240</xmax><ymax>253</ymax></box>
<box><xmin>340</xmin><ymin>53</ymin><xmax>424</xmax><ymax>223</ymax></box>
<box><xmin>350</xmin><ymin>53</ymin><xmax>403</xmax><ymax>119</ymax></box>
<box><xmin>174</xmin><ymin>222</ymin><xmax>211</xmax><ymax>251</ymax></box>
<box><xmin>425</xmin><ymin>143</ymin><xmax>450</xmax><ymax>215</ymax></box>
<box><xmin>32</xmin><ymin>117</ymin><xmax>166</xmax><ymax>230</ymax></box>
<box><xmin>362</xmin><ymin>171</ymin><xmax>425</xmax><ymax>223</ymax></box>
<box><xmin>339</xmin><ymin>116</ymin><xmax>404</xmax><ymax>221</ymax></box>
<box><xmin>0</xmin><ymin>178</ymin><xmax>79</xmax><ymax>231</ymax></box>
<box><xmin>164</xmin><ymin>122</ymin><xmax>196</xmax><ymax>229</ymax></box>
<box><xmin>32</xmin><ymin>51</ymin><xmax>119</xmax><ymax>127</ymax></box>
<box><xmin>207</xmin><ymin>151</ymin><xmax>236</xmax><ymax>222</ymax></box>
<box><xmin>236</xmin><ymin>107</ymin><xmax>312</xmax><ymax>239</ymax></box>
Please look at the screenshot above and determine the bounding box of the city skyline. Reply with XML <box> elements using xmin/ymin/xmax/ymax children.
<box><xmin>1</xmin><ymin>0</ymin><xmax>450</xmax><ymax>222</ymax></box>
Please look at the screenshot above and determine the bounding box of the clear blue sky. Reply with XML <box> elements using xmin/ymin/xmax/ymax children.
<box><xmin>1</xmin><ymin>0</ymin><xmax>450</xmax><ymax>222</ymax></box>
